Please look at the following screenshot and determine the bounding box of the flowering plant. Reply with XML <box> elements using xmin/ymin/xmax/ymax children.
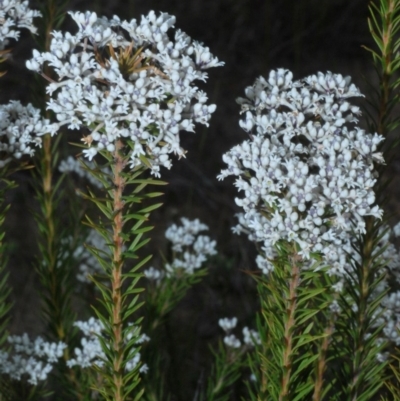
<box><xmin>1</xmin><ymin>0</ymin><xmax>400</xmax><ymax>400</ymax></box>
<box><xmin>24</xmin><ymin>7</ymin><xmax>223</xmax><ymax>400</ymax></box>
<box><xmin>217</xmin><ymin>66</ymin><xmax>399</xmax><ymax>400</ymax></box>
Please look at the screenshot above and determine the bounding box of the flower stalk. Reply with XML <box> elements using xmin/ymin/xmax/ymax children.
<box><xmin>0</xmin><ymin>169</ymin><xmax>16</xmax><ymax>348</ymax></box>
<box><xmin>280</xmin><ymin>250</ymin><xmax>301</xmax><ymax>401</ymax></box>
<box><xmin>111</xmin><ymin>139</ymin><xmax>126</xmax><ymax>400</ymax></box>
<box><xmin>32</xmin><ymin>0</ymin><xmax>73</xmax><ymax>343</ymax></box>
<box><xmin>312</xmin><ymin>320</ymin><xmax>334</xmax><ymax>401</ymax></box>
<box><xmin>364</xmin><ymin>0</ymin><xmax>399</xmax><ymax>137</ymax></box>
<box><xmin>348</xmin><ymin>217</ymin><xmax>387</xmax><ymax>400</ymax></box>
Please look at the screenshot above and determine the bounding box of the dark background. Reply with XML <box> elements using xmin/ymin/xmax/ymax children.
<box><xmin>2</xmin><ymin>0</ymin><xmax>396</xmax><ymax>399</ymax></box>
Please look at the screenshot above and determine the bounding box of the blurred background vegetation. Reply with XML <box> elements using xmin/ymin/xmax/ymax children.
<box><xmin>1</xmin><ymin>0</ymin><xmax>393</xmax><ymax>399</ymax></box>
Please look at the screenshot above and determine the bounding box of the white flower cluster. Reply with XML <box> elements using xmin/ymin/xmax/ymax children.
<box><xmin>0</xmin><ymin>101</ymin><xmax>49</xmax><ymax>166</ymax></box>
<box><xmin>59</xmin><ymin>155</ymin><xmax>110</xmax><ymax>189</ymax></box>
<box><xmin>0</xmin><ymin>333</ymin><xmax>66</xmax><ymax>385</ymax></box>
<box><xmin>164</xmin><ymin>217</ymin><xmax>217</xmax><ymax>274</ymax></box>
<box><xmin>218</xmin><ymin>317</ymin><xmax>261</xmax><ymax>349</ymax></box>
<box><xmin>26</xmin><ymin>10</ymin><xmax>223</xmax><ymax>176</ymax></box>
<box><xmin>0</xmin><ymin>0</ymin><xmax>41</xmax><ymax>45</ymax></box>
<box><xmin>218</xmin><ymin>69</ymin><xmax>384</xmax><ymax>276</ymax></box>
<box><xmin>67</xmin><ymin>317</ymin><xmax>149</xmax><ymax>373</ymax></box>
<box><xmin>378</xmin><ymin>291</ymin><xmax>400</xmax><ymax>346</ymax></box>
<box><xmin>144</xmin><ymin>217</ymin><xmax>217</xmax><ymax>278</ymax></box>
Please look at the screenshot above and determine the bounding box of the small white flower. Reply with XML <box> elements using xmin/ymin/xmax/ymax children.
<box><xmin>223</xmin><ymin>334</ymin><xmax>241</xmax><ymax>349</ymax></box>
<box><xmin>242</xmin><ymin>327</ymin><xmax>261</xmax><ymax>346</ymax></box>
<box><xmin>329</xmin><ymin>300</ymin><xmax>341</xmax><ymax>314</ymax></box>
<box><xmin>143</xmin><ymin>267</ymin><xmax>163</xmax><ymax>281</ymax></box>
<box><xmin>218</xmin><ymin>317</ymin><xmax>238</xmax><ymax>332</ymax></box>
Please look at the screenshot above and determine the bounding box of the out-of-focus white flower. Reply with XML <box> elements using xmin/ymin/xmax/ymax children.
<box><xmin>219</xmin><ymin>69</ymin><xmax>383</xmax><ymax>277</ymax></box>
<box><xmin>142</xmin><ymin>218</ymin><xmax>216</xmax><ymax>283</ymax></box>
<box><xmin>143</xmin><ymin>266</ymin><xmax>163</xmax><ymax>281</ymax></box>
<box><xmin>223</xmin><ymin>334</ymin><xmax>241</xmax><ymax>349</ymax></box>
<box><xmin>331</xmin><ymin>280</ymin><xmax>344</xmax><ymax>293</ymax></box>
<box><xmin>218</xmin><ymin>318</ymin><xmax>261</xmax><ymax>350</ymax></box>
<box><xmin>329</xmin><ymin>300</ymin><xmax>341</xmax><ymax>314</ymax></box>
<box><xmin>73</xmin><ymin>230</ymin><xmax>108</xmax><ymax>283</ymax></box>
<box><xmin>164</xmin><ymin>217</ymin><xmax>217</xmax><ymax>275</ymax></box>
<box><xmin>242</xmin><ymin>326</ymin><xmax>261</xmax><ymax>346</ymax></box>
<box><xmin>27</xmin><ymin>10</ymin><xmax>223</xmax><ymax>176</ymax></box>
<box><xmin>165</xmin><ymin>217</ymin><xmax>209</xmax><ymax>252</ymax></box>
<box><xmin>374</xmin><ymin>290</ymin><xmax>400</xmax><ymax>346</ymax></box>
<box><xmin>59</xmin><ymin>156</ymin><xmax>110</xmax><ymax>189</ymax></box>
<box><xmin>218</xmin><ymin>317</ymin><xmax>238</xmax><ymax>332</ymax></box>
<box><xmin>0</xmin><ymin>334</ymin><xmax>66</xmax><ymax>385</ymax></box>
<box><xmin>393</xmin><ymin>222</ymin><xmax>400</xmax><ymax>238</ymax></box>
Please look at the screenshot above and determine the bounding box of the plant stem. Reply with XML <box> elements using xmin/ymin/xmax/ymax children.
<box><xmin>312</xmin><ymin>321</ymin><xmax>334</xmax><ymax>401</ymax></box>
<box><xmin>377</xmin><ymin>0</ymin><xmax>394</xmax><ymax>137</ymax></box>
<box><xmin>279</xmin><ymin>250</ymin><xmax>301</xmax><ymax>401</ymax></box>
<box><xmin>43</xmin><ymin>137</ymin><xmax>66</xmax><ymax>343</ymax></box>
<box><xmin>34</xmin><ymin>3</ymin><xmax>81</xmax><ymax>397</ymax></box>
<box><xmin>111</xmin><ymin>138</ymin><xmax>126</xmax><ymax>401</ymax></box>
<box><xmin>0</xmin><ymin>173</ymin><xmax>14</xmax><ymax>348</ymax></box>
<box><xmin>39</xmin><ymin>0</ymin><xmax>68</xmax><ymax>346</ymax></box>
<box><xmin>349</xmin><ymin>216</ymin><xmax>374</xmax><ymax>401</ymax></box>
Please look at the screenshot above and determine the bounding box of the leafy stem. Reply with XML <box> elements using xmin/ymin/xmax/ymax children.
<box><xmin>111</xmin><ymin>138</ymin><xmax>126</xmax><ymax>401</ymax></box>
<box><xmin>348</xmin><ymin>217</ymin><xmax>386</xmax><ymax>401</ymax></box>
<box><xmin>279</xmin><ymin>249</ymin><xmax>301</xmax><ymax>401</ymax></box>
<box><xmin>312</xmin><ymin>319</ymin><xmax>334</xmax><ymax>401</ymax></box>
<box><xmin>0</xmin><ymin>169</ymin><xmax>16</xmax><ymax>348</ymax></box>
<box><xmin>81</xmin><ymin>141</ymin><xmax>166</xmax><ymax>400</ymax></box>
